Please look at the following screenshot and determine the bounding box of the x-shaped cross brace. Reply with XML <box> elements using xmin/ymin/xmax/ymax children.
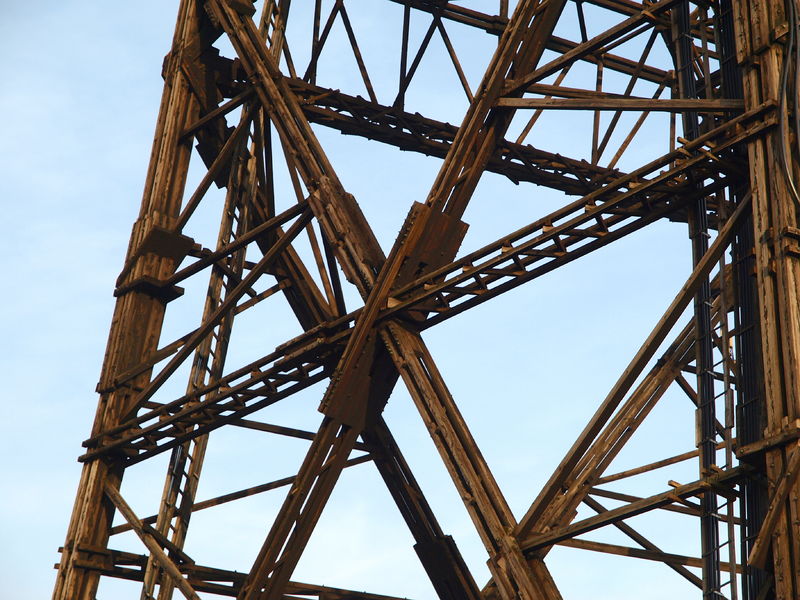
<box><xmin>203</xmin><ymin>1</ymin><xmax>567</xmax><ymax>599</ymax></box>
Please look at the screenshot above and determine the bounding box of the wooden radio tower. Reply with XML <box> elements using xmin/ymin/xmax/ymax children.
<box><xmin>54</xmin><ymin>0</ymin><xmax>800</xmax><ymax>598</ymax></box>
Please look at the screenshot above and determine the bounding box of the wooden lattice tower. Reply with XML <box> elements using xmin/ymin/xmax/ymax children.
<box><xmin>53</xmin><ymin>1</ymin><xmax>800</xmax><ymax>599</ymax></box>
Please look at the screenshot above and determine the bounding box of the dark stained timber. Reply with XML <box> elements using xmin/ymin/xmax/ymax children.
<box><xmin>54</xmin><ymin>1</ymin><xmax>800</xmax><ymax>600</ymax></box>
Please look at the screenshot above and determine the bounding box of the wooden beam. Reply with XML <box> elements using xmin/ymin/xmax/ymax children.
<box><xmin>581</xmin><ymin>495</ymin><xmax>703</xmax><ymax>587</ymax></box>
<box><xmin>362</xmin><ymin>418</ymin><xmax>482</xmax><ymax>600</ymax></box>
<box><xmin>748</xmin><ymin>446</ymin><xmax>800</xmax><ymax>568</ymax></box>
<box><xmin>557</xmin><ymin>537</ymin><xmax>742</xmax><ymax>573</ymax></box>
<box><xmin>529</xmin><ymin>318</ymin><xmax>696</xmax><ymax>536</ymax></box>
<box><xmin>201</xmin><ymin>6</ymin><xmax>495</xmax><ymax>600</ymax></box>
<box><xmin>103</xmin><ymin>484</ymin><xmax>201</xmax><ymax>600</ymax></box>
<box><xmin>119</xmin><ymin>208</ymin><xmax>313</xmax><ymax>420</ymax></box>
<box><xmin>81</xmin><ymin>115</ymin><xmax>767</xmax><ymax>467</ymax></box>
<box><xmin>108</xmin><ymin>454</ymin><xmax>373</xmax><ymax>536</ymax></box>
<box><xmin>497</xmin><ymin>98</ymin><xmax>744</xmax><ymax>112</ymax></box>
<box><xmin>522</xmin><ymin>467</ymin><xmax>745</xmax><ymax>553</ymax></box>
<box><xmin>506</xmin><ymin>0</ymin><xmax>682</xmax><ymax>94</ymax></box>
<box><xmin>51</xmin><ymin>3</ymin><xmax>207</xmax><ymax>599</ymax></box>
<box><xmin>517</xmin><ymin>193</ymin><xmax>752</xmax><ymax>538</ymax></box>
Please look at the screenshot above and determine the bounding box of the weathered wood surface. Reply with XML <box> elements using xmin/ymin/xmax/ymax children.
<box><xmin>52</xmin><ymin>1</ymin><xmax>800</xmax><ymax>599</ymax></box>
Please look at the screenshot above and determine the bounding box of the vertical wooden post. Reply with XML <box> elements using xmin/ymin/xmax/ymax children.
<box><xmin>733</xmin><ymin>0</ymin><xmax>800</xmax><ymax>596</ymax></box>
<box><xmin>52</xmin><ymin>2</ymin><xmax>200</xmax><ymax>598</ymax></box>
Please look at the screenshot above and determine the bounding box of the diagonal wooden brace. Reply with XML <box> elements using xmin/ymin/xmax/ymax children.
<box><xmin>748</xmin><ymin>444</ymin><xmax>800</xmax><ymax>568</ymax></box>
<box><xmin>382</xmin><ymin>321</ymin><xmax>561</xmax><ymax>600</ymax></box>
<box><xmin>517</xmin><ymin>194</ymin><xmax>752</xmax><ymax>538</ymax></box>
<box><xmin>363</xmin><ymin>416</ymin><xmax>482</xmax><ymax>600</ymax></box>
<box><xmin>206</xmin><ymin>2</ymin><xmax>566</xmax><ymax>598</ymax></box>
<box><xmin>103</xmin><ymin>483</ymin><xmax>202</xmax><ymax>600</ymax></box>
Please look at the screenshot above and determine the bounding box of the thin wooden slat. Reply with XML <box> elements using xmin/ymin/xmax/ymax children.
<box><xmin>497</xmin><ymin>97</ymin><xmax>745</xmax><ymax>112</ymax></box>
<box><xmin>103</xmin><ymin>484</ymin><xmax>201</xmax><ymax>600</ymax></box>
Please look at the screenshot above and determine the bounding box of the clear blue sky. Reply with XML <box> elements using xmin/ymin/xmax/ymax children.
<box><xmin>1</xmin><ymin>2</ymin><xmax>709</xmax><ymax>598</ymax></box>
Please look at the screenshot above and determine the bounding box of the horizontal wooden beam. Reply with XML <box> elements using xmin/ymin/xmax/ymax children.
<box><xmin>288</xmin><ymin>78</ymin><xmax>616</xmax><ymax>195</ymax></box>
<box><xmin>497</xmin><ymin>98</ymin><xmax>745</xmax><ymax>113</ymax></box>
<box><xmin>557</xmin><ymin>538</ymin><xmax>742</xmax><ymax>573</ymax></box>
<box><xmin>80</xmin><ymin>116</ymin><xmax>767</xmax><ymax>466</ymax></box>
<box><xmin>521</xmin><ymin>467</ymin><xmax>746</xmax><ymax>553</ymax></box>
<box><xmin>70</xmin><ymin>545</ymin><xmax>415</xmax><ymax>599</ymax></box>
<box><xmin>736</xmin><ymin>419</ymin><xmax>800</xmax><ymax>459</ymax></box>
<box><xmin>109</xmin><ymin>454</ymin><xmax>373</xmax><ymax>535</ymax></box>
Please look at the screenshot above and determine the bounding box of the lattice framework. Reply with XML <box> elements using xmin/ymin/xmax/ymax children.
<box><xmin>54</xmin><ymin>1</ymin><xmax>800</xmax><ymax>599</ymax></box>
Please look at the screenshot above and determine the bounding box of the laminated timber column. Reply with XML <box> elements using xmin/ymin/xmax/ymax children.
<box><xmin>52</xmin><ymin>2</ymin><xmax>201</xmax><ymax>599</ymax></box>
<box><xmin>733</xmin><ymin>0</ymin><xmax>800</xmax><ymax>597</ymax></box>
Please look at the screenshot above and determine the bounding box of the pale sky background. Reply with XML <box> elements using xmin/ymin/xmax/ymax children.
<box><xmin>1</xmin><ymin>2</ymin><xmax>718</xmax><ymax>599</ymax></box>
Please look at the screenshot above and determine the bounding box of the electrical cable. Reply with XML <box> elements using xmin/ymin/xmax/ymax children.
<box><xmin>793</xmin><ymin>0</ymin><xmax>800</xmax><ymax>171</ymax></box>
<box><xmin>778</xmin><ymin>0</ymin><xmax>800</xmax><ymax>206</ymax></box>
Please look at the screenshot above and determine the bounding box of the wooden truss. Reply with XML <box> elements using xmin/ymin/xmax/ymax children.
<box><xmin>54</xmin><ymin>1</ymin><xmax>800</xmax><ymax>599</ymax></box>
